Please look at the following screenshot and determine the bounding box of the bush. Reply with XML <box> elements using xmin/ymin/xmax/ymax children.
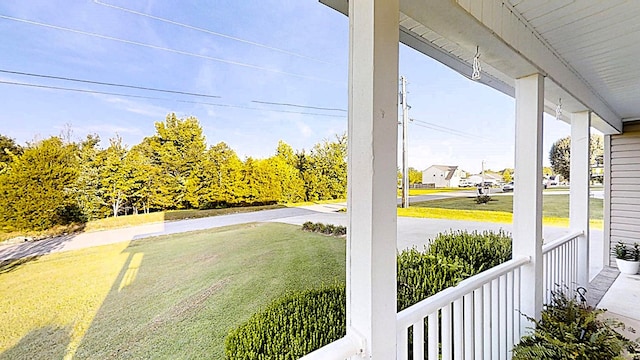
<box><xmin>426</xmin><ymin>230</ymin><xmax>512</xmax><ymax>273</ymax></box>
<box><xmin>396</xmin><ymin>251</ymin><xmax>473</xmax><ymax>311</ymax></box>
<box><xmin>225</xmin><ymin>285</ymin><xmax>346</xmax><ymax>360</ymax></box>
<box><xmin>476</xmin><ymin>194</ymin><xmax>492</xmax><ymax>204</ymax></box>
<box><xmin>300</xmin><ymin>222</ymin><xmax>346</xmax><ymax>237</ymax></box>
<box><xmin>513</xmin><ymin>290</ymin><xmax>639</xmax><ymax>359</ymax></box>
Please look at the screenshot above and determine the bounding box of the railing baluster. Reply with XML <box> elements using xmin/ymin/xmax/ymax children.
<box><xmin>442</xmin><ymin>304</ymin><xmax>452</xmax><ymax>360</ymax></box>
<box><xmin>506</xmin><ymin>270</ymin><xmax>514</xmax><ymax>360</ymax></box>
<box><xmin>413</xmin><ymin>319</ymin><xmax>424</xmax><ymax>360</ymax></box>
<box><xmin>499</xmin><ymin>274</ymin><xmax>507</xmax><ymax>360</ymax></box>
<box><xmin>453</xmin><ymin>298</ymin><xmax>463</xmax><ymax>359</ymax></box>
<box><xmin>428</xmin><ymin>312</ymin><xmax>439</xmax><ymax>359</ymax></box>
<box><xmin>473</xmin><ymin>287</ymin><xmax>483</xmax><ymax>360</ymax></box>
<box><xmin>397</xmin><ymin>325</ymin><xmax>408</xmax><ymax>359</ymax></box>
<box><xmin>463</xmin><ymin>292</ymin><xmax>474</xmax><ymax>360</ymax></box>
<box><xmin>491</xmin><ymin>278</ymin><xmax>499</xmax><ymax>360</ymax></box>
<box><xmin>483</xmin><ymin>282</ymin><xmax>492</xmax><ymax>359</ymax></box>
<box><xmin>514</xmin><ymin>267</ymin><xmax>521</xmax><ymax>339</ymax></box>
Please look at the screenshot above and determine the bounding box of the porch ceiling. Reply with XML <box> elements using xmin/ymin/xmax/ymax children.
<box><xmin>321</xmin><ymin>0</ymin><xmax>640</xmax><ymax>135</ymax></box>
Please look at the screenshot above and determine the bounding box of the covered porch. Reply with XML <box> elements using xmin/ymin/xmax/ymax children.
<box><xmin>304</xmin><ymin>0</ymin><xmax>640</xmax><ymax>359</ymax></box>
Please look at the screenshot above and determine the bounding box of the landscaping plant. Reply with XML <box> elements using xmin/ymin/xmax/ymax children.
<box><xmin>513</xmin><ymin>289</ymin><xmax>639</xmax><ymax>359</ymax></box>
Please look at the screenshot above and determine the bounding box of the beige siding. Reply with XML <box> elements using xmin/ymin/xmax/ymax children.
<box><xmin>608</xmin><ymin>121</ymin><xmax>640</xmax><ymax>266</ymax></box>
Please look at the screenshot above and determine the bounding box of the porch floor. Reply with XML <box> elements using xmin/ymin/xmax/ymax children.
<box><xmin>597</xmin><ymin>271</ymin><xmax>640</xmax><ymax>341</ymax></box>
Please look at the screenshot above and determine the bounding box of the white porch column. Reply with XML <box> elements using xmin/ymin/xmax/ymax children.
<box><xmin>347</xmin><ymin>0</ymin><xmax>399</xmax><ymax>358</ymax></box>
<box><xmin>513</xmin><ymin>73</ymin><xmax>544</xmax><ymax>328</ymax></box>
<box><xmin>570</xmin><ymin>111</ymin><xmax>591</xmax><ymax>287</ymax></box>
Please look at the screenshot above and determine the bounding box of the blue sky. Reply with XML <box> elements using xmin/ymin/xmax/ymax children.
<box><xmin>0</xmin><ymin>0</ymin><xmax>573</xmax><ymax>174</ymax></box>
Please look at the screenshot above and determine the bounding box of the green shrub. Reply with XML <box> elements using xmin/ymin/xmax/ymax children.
<box><xmin>396</xmin><ymin>251</ymin><xmax>473</xmax><ymax>311</ymax></box>
<box><xmin>513</xmin><ymin>290</ymin><xmax>639</xmax><ymax>359</ymax></box>
<box><xmin>476</xmin><ymin>194</ymin><xmax>492</xmax><ymax>204</ymax></box>
<box><xmin>426</xmin><ymin>230</ymin><xmax>512</xmax><ymax>273</ymax></box>
<box><xmin>300</xmin><ymin>222</ymin><xmax>346</xmax><ymax>237</ymax></box>
<box><xmin>225</xmin><ymin>285</ymin><xmax>346</xmax><ymax>360</ymax></box>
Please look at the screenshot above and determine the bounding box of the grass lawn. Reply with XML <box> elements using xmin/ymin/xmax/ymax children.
<box><xmin>0</xmin><ymin>204</ymin><xmax>284</xmax><ymax>243</ymax></box>
<box><xmin>405</xmin><ymin>188</ymin><xmax>469</xmax><ymax>196</ymax></box>
<box><xmin>401</xmin><ymin>194</ymin><xmax>604</xmax><ymax>229</ymax></box>
<box><xmin>0</xmin><ymin>223</ymin><xmax>345</xmax><ymax>359</ymax></box>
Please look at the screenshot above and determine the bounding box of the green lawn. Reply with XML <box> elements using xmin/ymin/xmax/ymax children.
<box><xmin>411</xmin><ymin>194</ymin><xmax>603</xmax><ymax>219</ymax></box>
<box><xmin>401</xmin><ymin>194</ymin><xmax>604</xmax><ymax>229</ymax></box>
<box><xmin>0</xmin><ymin>223</ymin><xmax>345</xmax><ymax>359</ymax></box>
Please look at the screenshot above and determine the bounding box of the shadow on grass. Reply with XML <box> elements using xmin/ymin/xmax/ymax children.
<box><xmin>0</xmin><ymin>256</ymin><xmax>41</xmax><ymax>274</ymax></box>
<box><xmin>0</xmin><ymin>325</ymin><xmax>71</xmax><ymax>360</ymax></box>
<box><xmin>0</xmin><ymin>233</ymin><xmax>80</xmax><ymax>274</ymax></box>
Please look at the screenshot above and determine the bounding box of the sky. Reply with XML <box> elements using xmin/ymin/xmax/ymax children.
<box><xmin>0</xmin><ymin>0</ymin><xmax>575</xmax><ymax>174</ymax></box>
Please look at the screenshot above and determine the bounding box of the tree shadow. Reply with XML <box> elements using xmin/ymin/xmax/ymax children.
<box><xmin>0</xmin><ymin>325</ymin><xmax>71</xmax><ymax>360</ymax></box>
<box><xmin>0</xmin><ymin>233</ymin><xmax>79</xmax><ymax>273</ymax></box>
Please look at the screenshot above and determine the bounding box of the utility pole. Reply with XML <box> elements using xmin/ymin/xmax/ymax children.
<box><xmin>401</xmin><ymin>76</ymin><xmax>409</xmax><ymax>208</ymax></box>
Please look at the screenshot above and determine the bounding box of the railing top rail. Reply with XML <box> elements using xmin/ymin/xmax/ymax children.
<box><xmin>542</xmin><ymin>231</ymin><xmax>583</xmax><ymax>254</ymax></box>
<box><xmin>298</xmin><ymin>335</ymin><xmax>361</xmax><ymax>360</ymax></box>
<box><xmin>397</xmin><ymin>256</ymin><xmax>530</xmax><ymax>328</ymax></box>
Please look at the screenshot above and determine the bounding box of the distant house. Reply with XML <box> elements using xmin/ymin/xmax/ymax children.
<box><xmin>467</xmin><ymin>173</ymin><xmax>503</xmax><ymax>186</ymax></box>
<box><xmin>422</xmin><ymin>165</ymin><xmax>464</xmax><ymax>188</ymax></box>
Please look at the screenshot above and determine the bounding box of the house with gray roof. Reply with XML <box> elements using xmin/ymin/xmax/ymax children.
<box><xmin>421</xmin><ymin>165</ymin><xmax>463</xmax><ymax>188</ymax></box>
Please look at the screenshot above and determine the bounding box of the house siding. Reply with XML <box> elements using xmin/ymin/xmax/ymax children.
<box><xmin>608</xmin><ymin>121</ymin><xmax>640</xmax><ymax>266</ymax></box>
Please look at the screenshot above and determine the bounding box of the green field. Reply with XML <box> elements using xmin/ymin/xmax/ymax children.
<box><xmin>400</xmin><ymin>194</ymin><xmax>604</xmax><ymax>229</ymax></box>
<box><xmin>0</xmin><ymin>223</ymin><xmax>345</xmax><ymax>359</ymax></box>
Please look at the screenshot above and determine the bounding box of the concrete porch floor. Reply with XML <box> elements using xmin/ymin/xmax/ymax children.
<box><xmin>595</xmin><ymin>271</ymin><xmax>640</xmax><ymax>344</ymax></box>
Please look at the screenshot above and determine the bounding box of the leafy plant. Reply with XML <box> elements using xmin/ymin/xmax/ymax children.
<box><xmin>513</xmin><ymin>289</ymin><xmax>639</xmax><ymax>359</ymax></box>
<box><xmin>476</xmin><ymin>194</ymin><xmax>492</xmax><ymax>204</ymax></box>
<box><xmin>301</xmin><ymin>222</ymin><xmax>346</xmax><ymax>237</ymax></box>
<box><xmin>612</xmin><ymin>241</ymin><xmax>640</xmax><ymax>261</ymax></box>
<box><xmin>426</xmin><ymin>229</ymin><xmax>512</xmax><ymax>273</ymax></box>
<box><xmin>225</xmin><ymin>285</ymin><xmax>346</xmax><ymax>360</ymax></box>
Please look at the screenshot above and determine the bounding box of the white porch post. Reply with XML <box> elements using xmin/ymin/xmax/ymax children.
<box><xmin>570</xmin><ymin>111</ymin><xmax>591</xmax><ymax>287</ymax></box>
<box><xmin>513</xmin><ymin>74</ymin><xmax>544</xmax><ymax>328</ymax></box>
<box><xmin>347</xmin><ymin>0</ymin><xmax>399</xmax><ymax>358</ymax></box>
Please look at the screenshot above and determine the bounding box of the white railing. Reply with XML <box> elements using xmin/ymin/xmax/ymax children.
<box><xmin>396</xmin><ymin>256</ymin><xmax>530</xmax><ymax>360</ymax></box>
<box><xmin>299</xmin><ymin>333</ymin><xmax>362</xmax><ymax>360</ymax></box>
<box><xmin>541</xmin><ymin>231</ymin><xmax>583</xmax><ymax>304</ymax></box>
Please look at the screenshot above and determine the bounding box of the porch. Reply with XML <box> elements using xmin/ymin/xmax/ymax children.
<box><xmin>301</xmin><ymin>0</ymin><xmax>640</xmax><ymax>358</ymax></box>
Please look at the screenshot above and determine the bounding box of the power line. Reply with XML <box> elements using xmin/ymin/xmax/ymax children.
<box><xmin>0</xmin><ymin>14</ymin><xmax>343</xmax><ymax>85</ymax></box>
<box><xmin>0</xmin><ymin>69</ymin><xmax>220</xmax><ymax>98</ymax></box>
<box><xmin>93</xmin><ymin>0</ymin><xmax>332</xmax><ymax>65</ymax></box>
<box><xmin>411</xmin><ymin>118</ymin><xmax>490</xmax><ymax>141</ymax></box>
<box><xmin>251</xmin><ymin>100</ymin><xmax>347</xmax><ymax>112</ymax></box>
<box><xmin>0</xmin><ymin>80</ymin><xmax>347</xmax><ymax>118</ymax></box>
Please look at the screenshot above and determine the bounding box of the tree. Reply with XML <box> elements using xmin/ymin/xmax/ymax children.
<box><xmin>149</xmin><ymin>113</ymin><xmax>207</xmax><ymax>209</ymax></box>
<box><xmin>0</xmin><ymin>137</ymin><xmax>81</xmax><ymax>231</ymax></box>
<box><xmin>98</xmin><ymin>136</ymin><xmax>130</xmax><ymax>217</ymax></box>
<box><xmin>298</xmin><ymin>134</ymin><xmax>347</xmax><ymax>201</ymax></box>
<box><xmin>549</xmin><ymin>135</ymin><xmax>604</xmax><ymax>181</ymax></box>
<box><xmin>502</xmin><ymin>168</ymin><xmax>513</xmax><ymax>183</ymax></box>
<box><xmin>0</xmin><ymin>134</ymin><xmax>22</xmax><ymax>165</ymax></box>
<box><xmin>72</xmin><ymin>134</ymin><xmax>104</xmax><ymax>220</ymax></box>
<box><xmin>408</xmin><ymin>167</ymin><xmax>422</xmax><ymax>185</ymax></box>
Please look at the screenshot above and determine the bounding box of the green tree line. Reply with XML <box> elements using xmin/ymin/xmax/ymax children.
<box><xmin>0</xmin><ymin>114</ymin><xmax>347</xmax><ymax>231</ymax></box>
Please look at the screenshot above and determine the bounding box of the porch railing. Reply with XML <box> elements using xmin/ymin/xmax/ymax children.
<box><xmin>301</xmin><ymin>231</ymin><xmax>584</xmax><ymax>360</ymax></box>
<box><xmin>541</xmin><ymin>231</ymin><xmax>583</xmax><ymax>303</ymax></box>
<box><xmin>396</xmin><ymin>256</ymin><xmax>530</xmax><ymax>359</ymax></box>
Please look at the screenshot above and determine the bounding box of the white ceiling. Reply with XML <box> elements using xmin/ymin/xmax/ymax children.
<box><xmin>507</xmin><ymin>0</ymin><xmax>640</xmax><ymax>121</ymax></box>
